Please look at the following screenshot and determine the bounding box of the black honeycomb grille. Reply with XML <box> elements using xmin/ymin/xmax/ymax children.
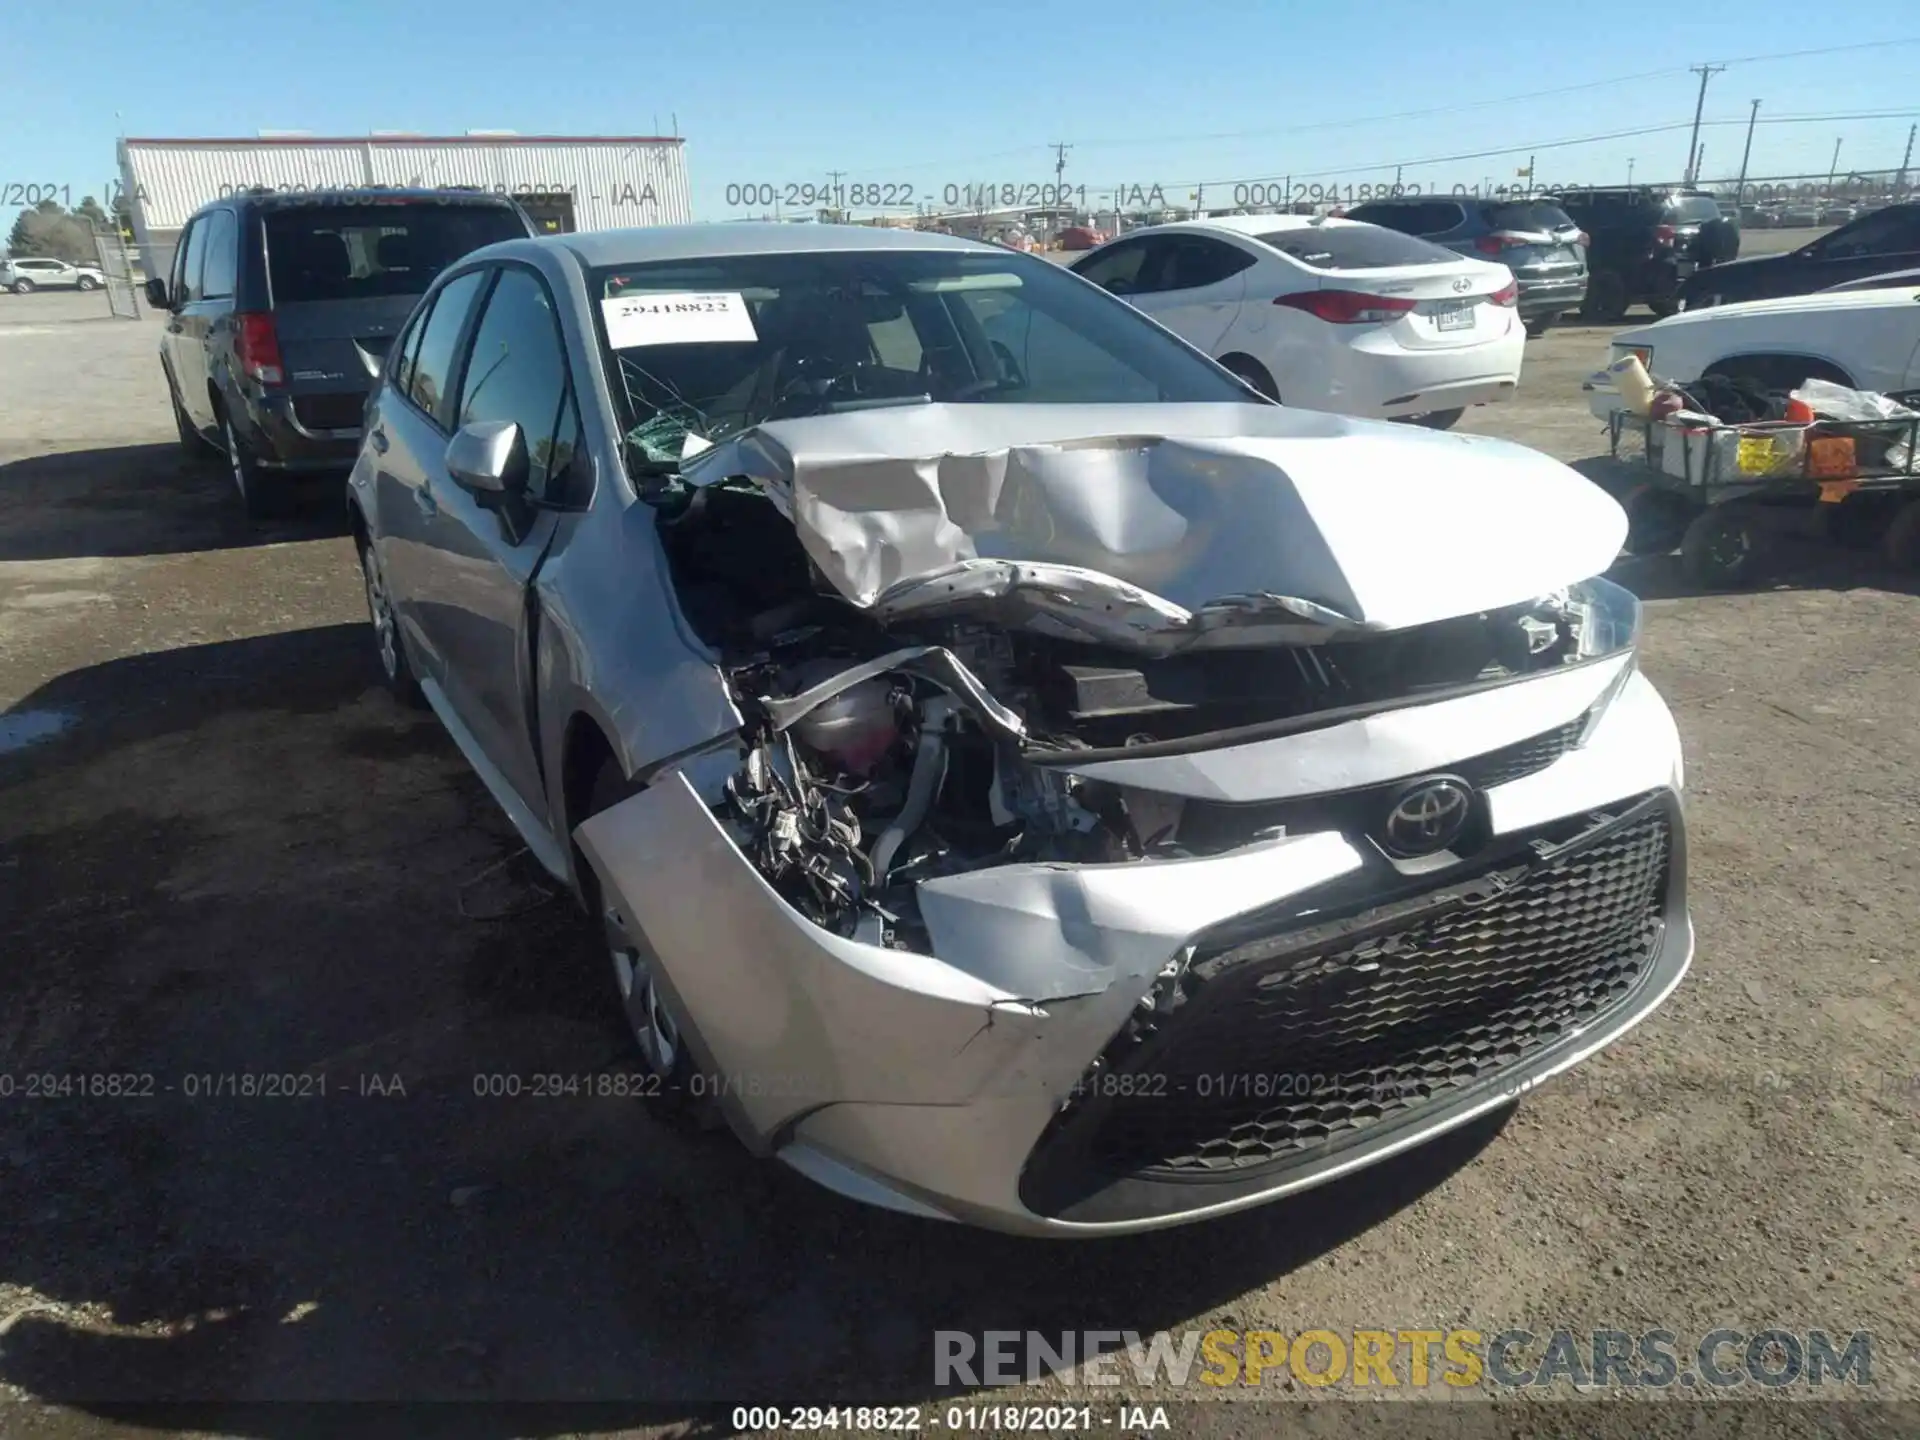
<box><xmin>1458</xmin><ymin>717</ymin><xmax>1585</xmax><ymax>790</ymax></box>
<box><xmin>1032</xmin><ymin>807</ymin><xmax>1670</xmax><ymax>1192</ymax></box>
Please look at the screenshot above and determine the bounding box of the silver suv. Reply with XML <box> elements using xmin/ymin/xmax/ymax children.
<box><xmin>1345</xmin><ymin>196</ymin><xmax>1589</xmax><ymax>336</ymax></box>
<box><xmin>1</xmin><ymin>257</ymin><xmax>106</xmax><ymax>294</ymax></box>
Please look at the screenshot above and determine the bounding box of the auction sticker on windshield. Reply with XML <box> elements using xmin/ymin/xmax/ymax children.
<box><xmin>601</xmin><ymin>292</ymin><xmax>757</xmax><ymax>348</ymax></box>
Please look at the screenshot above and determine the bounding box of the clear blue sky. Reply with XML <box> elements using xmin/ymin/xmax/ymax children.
<box><xmin>4</xmin><ymin>0</ymin><xmax>1918</xmax><ymax>229</ymax></box>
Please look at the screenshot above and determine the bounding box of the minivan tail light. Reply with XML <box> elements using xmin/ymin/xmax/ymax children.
<box><xmin>1487</xmin><ymin>281</ymin><xmax>1519</xmax><ymax>307</ymax></box>
<box><xmin>1274</xmin><ymin>290</ymin><xmax>1417</xmax><ymax>324</ymax></box>
<box><xmin>237</xmin><ymin>312</ymin><xmax>285</xmax><ymax>386</ymax></box>
<box><xmin>1576</xmin><ymin>230</ymin><xmax>1591</xmax><ymax>248</ymax></box>
<box><xmin>1474</xmin><ymin>235</ymin><xmax>1505</xmax><ymax>255</ymax></box>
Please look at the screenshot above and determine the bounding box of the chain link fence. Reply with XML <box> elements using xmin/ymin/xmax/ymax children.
<box><xmin>89</xmin><ymin>227</ymin><xmax>143</xmax><ymax>319</ymax></box>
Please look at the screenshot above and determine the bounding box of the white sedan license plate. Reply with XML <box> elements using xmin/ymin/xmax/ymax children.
<box><xmin>1435</xmin><ymin>303</ymin><xmax>1475</xmax><ymax>332</ymax></box>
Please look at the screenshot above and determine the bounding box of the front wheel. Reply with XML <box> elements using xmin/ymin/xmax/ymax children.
<box><xmin>581</xmin><ymin>763</ymin><xmax>715</xmax><ymax>1129</ymax></box>
<box><xmin>1218</xmin><ymin>354</ymin><xmax>1279</xmax><ymax>402</ymax></box>
<box><xmin>10</xmin><ymin>279</ymin><xmax>33</xmax><ymax>295</ymax></box>
<box><xmin>356</xmin><ymin>538</ymin><xmax>425</xmax><ymax>707</ymax></box>
<box><xmin>76</xmin><ymin>276</ymin><xmax>99</xmax><ymax>292</ymax></box>
<box><xmin>1523</xmin><ymin>315</ymin><xmax>1556</xmax><ymax>339</ymax></box>
<box><xmin>1646</xmin><ymin>296</ymin><xmax>1679</xmax><ymax>319</ymax></box>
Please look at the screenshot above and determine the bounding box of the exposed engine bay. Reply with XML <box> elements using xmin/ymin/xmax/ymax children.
<box><xmin>654</xmin><ymin>469</ymin><xmax>1638</xmax><ymax>951</ymax></box>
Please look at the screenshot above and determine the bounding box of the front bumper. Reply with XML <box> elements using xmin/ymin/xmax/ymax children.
<box><xmin>577</xmin><ymin>669</ymin><xmax>1690</xmax><ymax>1235</ymax></box>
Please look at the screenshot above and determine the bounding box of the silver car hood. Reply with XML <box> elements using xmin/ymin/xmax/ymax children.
<box><xmin>681</xmin><ymin>402</ymin><xmax>1626</xmax><ymax>651</ymax></box>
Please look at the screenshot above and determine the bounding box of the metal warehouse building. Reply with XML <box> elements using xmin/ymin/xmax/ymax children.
<box><xmin>116</xmin><ymin>133</ymin><xmax>692</xmax><ymax>279</ymax></box>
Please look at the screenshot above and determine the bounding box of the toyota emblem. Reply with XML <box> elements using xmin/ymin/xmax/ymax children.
<box><xmin>1382</xmin><ymin>777</ymin><xmax>1473</xmax><ymax>857</ymax></box>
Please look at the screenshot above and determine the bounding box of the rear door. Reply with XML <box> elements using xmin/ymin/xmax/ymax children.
<box><xmin>408</xmin><ymin>263</ymin><xmax>574</xmax><ymax>819</ymax></box>
<box><xmin>263</xmin><ymin>200</ymin><xmax>531</xmax><ymax>432</ymax></box>
<box><xmin>1123</xmin><ymin>234</ymin><xmax>1254</xmax><ymax>350</ymax></box>
<box><xmin>165</xmin><ymin>215</ymin><xmax>215</xmax><ymax>432</ymax></box>
<box><xmin>368</xmin><ymin>266</ymin><xmax>492</xmax><ymax>680</ymax></box>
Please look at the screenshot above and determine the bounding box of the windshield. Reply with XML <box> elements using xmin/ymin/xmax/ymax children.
<box><xmin>590</xmin><ymin>248</ymin><xmax>1250</xmax><ymax>466</ymax></box>
<box><xmin>1255</xmin><ymin>224</ymin><xmax>1455</xmax><ymax>269</ymax></box>
<box><xmin>264</xmin><ymin>202</ymin><xmax>528</xmax><ymax>303</ymax></box>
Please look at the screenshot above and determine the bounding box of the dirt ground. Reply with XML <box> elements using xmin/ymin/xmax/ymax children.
<box><xmin>0</xmin><ymin>279</ymin><xmax>1915</xmax><ymax>1438</ymax></box>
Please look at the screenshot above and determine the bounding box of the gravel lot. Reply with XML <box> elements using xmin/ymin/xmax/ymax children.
<box><xmin>0</xmin><ymin>270</ymin><xmax>1915</xmax><ymax>1437</ymax></box>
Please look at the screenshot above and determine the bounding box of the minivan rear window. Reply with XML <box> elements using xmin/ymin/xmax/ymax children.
<box><xmin>1256</xmin><ymin>224</ymin><xmax>1455</xmax><ymax>269</ymax></box>
<box><xmin>264</xmin><ymin>203</ymin><xmax>526</xmax><ymax>303</ymax></box>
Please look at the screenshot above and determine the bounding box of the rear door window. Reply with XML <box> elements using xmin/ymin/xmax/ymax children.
<box><xmin>1153</xmin><ymin>236</ymin><xmax>1257</xmax><ymax>291</ymax></box>
<box><xmin>263</xmin><ymin>203</ymin><xmax>527</xmax><ymax>304</ymax></box>
<box><xmin>405</xmin><ymin>269</ymin><xmax>488</xmax><ymax>428</ymax></box>
<box><xmin>176</xmin><ymin>219</ymin><xmax>207</xmax><ymax>303</ymax></box>
<box><xmin>1256</xmin><ymin>225</ymin><xmax>1454</xmax><ymax>269</ymax></box>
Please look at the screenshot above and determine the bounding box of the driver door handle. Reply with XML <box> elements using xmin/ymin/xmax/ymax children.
<box><xmin>370</xmin><ymin>427</ymin><xmax>389</xmax><ymax>454</ymax></box>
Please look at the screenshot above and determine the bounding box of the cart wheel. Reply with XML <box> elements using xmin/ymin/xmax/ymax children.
<box><xmin>1882</xmin><ymin>498</ymin><xmax>1920</xmax><ymax>569</ymax></box>
<box><xmin>1681</xmin><ymin>504</ymin><xmax>1771</xmax><ymax>589</ymax></box>
<box><xmin>1620</xmin><ymin>483</ymin><xmax>1694</xmax><ymax>556</ymax></box>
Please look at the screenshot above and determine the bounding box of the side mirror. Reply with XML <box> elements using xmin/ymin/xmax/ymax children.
<box><xmin>445</xmin><ymin>419</ymin><xmax>529</xmax><ymax>496</ymax></box>
<box><xmin>144</xmin><ymin>278</ymin><xmax>170</xmax><ymax>309</ymax></box>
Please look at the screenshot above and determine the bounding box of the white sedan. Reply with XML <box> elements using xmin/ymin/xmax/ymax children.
<box><xmin>1068</xmin><ymin>214</ymin><xmax>1524</xmax><ymax>429</ymax></box>
<box><xmin>1587</xmin><ymin>286</ymin><xmax>1920</xmax><ymax>420</ymax></box>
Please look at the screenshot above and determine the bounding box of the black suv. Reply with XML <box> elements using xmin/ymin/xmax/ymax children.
<box><xmin>1678</xmin><ymin>202</ymin><xmax>1920</xmax><ymax>310</ymax></box>
<box><xmin>148</xmin><ymin>188</ymin><xmax>535</xmax><ymax>517</ymax></box>
<box><xmin>1549</xmin><ymin>187</ymin><xmax>1739</xmax><ymax>321</ymax></box>
<box><xmin>1343</xmin><ymin>195</ymin><xmax>1589</xmax><ymax>335</ymax></box>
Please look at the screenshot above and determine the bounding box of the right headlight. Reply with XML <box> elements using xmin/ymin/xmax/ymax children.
<box><xmin>1565</xmin><ymin>576</ymin><xmax>1642</xmax><ymax>747</ymax></box>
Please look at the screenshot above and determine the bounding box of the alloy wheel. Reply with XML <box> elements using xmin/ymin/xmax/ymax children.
<box><xmin>360</xmin><ymin>548</ymin><xmax>399</xmax><ymax>681</ymax></box>
<box><xmin>605</xmin><ymin>910</ymin><xmax>680</xmax><ymax>1077</ymax></box>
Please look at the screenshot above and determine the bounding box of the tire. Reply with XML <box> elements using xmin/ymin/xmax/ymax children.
<box><xmin>1883</xmin><ymin>498</ymin><xmax>1920</xmax><ymax>569</ymax></box>
<box><xmin>1523</xmin><ymin>316</ymin><xmax>1555</xmax><ymax>339</ymax></box>
<box><xmin>221</xmin><ymin>411</ymin><xmax>290</xmax><ymax>520</ymax></box>
<box><xmin>76</xmin><ymin>276</ymin><xmax>99</xmax><ymax>292</ymax></box>
<box><xmin>1219</xmin><ymin>354</ymin><xmax>1279</xmax><ymax>402</ymax></box>
<box><xmin>1619</xmin><ymin>483</ymin><xmax>1694</xmax><ymax>556</ymax></box>
<box><xmin>1646</xmin><ymin>296</ymin><xmax>1678</xmax><ymax>319</ymax></box>
<box><xmin>1407</xmin><ymin>407</ymin><xmax>1465</xmax><ymax>431</ymax></box>
<box><xmin>580</xmin><ymin>762</ymin><xmax>715</xmax><ymax>1129</ymax></box>
<box><xmin>10</xmin><ymin>279</ymin><xmax>34</xmax><ymax>295</ymax></box>
<box><xmin>1680</xmin><ymin>504</ymin><xmax>1772</xmax><ymax>589</ymax></box>
<box><xmin>1581</xmin><ymin>271</ymin><xmax>1627</xmax><ymax>323</ymax></box>
<box><xmin>356</xmin><ymin>537</ymin><xmax>425</xmax><ymax>708</ymax></box>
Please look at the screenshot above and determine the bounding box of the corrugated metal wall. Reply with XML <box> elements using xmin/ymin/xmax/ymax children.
<box><xmin>117</xmin><ymin>137</ymin><xmax>693</xmax><ymax>276</ymax></box>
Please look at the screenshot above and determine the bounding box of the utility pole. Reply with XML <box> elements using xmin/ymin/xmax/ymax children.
<box><xmin>1825</xmin><ymin>139</ymin><xmax>1841</xmax><ymax>202</ymax></box>
<box><xmin>1896</xmin><ymin>123</ymin><xmax>1915</xmax><ymax>200</ymax></box>
<box><xmin>1627</xmin><ymin>157</ymin><xmax>1635</xmax><ymax>187</ymax></box>
<box><xmin>826</xmin><ymin>169</ymin><xmax>846</xmax><ymax>221</ymax></box>
<box><xmin>1050</xmin><ymin>141</ymin><xmax>1071</xmax><ymax>189</ymax></box>
<box><xmin>1734</xmin><ymin>100</ymin><xmax>1760</xmax><ymax>208</ymax></box>
<box><xmin>1683</xmin><ymin>63</ymin><xmax>1726</xmax><ymax>184</ymax></box>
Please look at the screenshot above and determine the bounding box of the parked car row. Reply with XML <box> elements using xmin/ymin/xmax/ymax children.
<box><xmin>1680</xmin><ymin>202</ymin><xmax>1920</xmax><ymax>310</ymax></box>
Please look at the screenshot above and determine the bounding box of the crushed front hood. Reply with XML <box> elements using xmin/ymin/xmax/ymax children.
<box><xmin>682</xmin><ymin>402</ymin><xmax>1626</xmax><ymax>646</ymax></box>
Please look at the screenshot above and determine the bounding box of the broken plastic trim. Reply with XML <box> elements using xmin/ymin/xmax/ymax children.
<box><xmin>763</xmin><ymin>645</ymin><xmax>1029</xmax><ymax>745</ymax></box>
<box><xmin>871</xmin><ymin>560</ymin><xmax>1374</xmax><ymax>654</ymax></box>
<box><xmin>1029</xmin><ymin>578</ymin><xmax>1645</xmax><ymax>768</ymax></box>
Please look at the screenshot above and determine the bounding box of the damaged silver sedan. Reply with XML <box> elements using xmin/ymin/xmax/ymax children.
<box><xmin>347</xmin><ymin>224</ymin><xmax>1691</xmax><ymax>1235</ymax></box>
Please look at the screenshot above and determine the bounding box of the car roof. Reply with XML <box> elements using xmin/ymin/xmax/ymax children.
<box><xmin>187</xmin><ymin>187</ymin><xmax>525</xmax><ymax>219</ymax></box>
<box><xmin>549</xmin><ymin>222</ymin><xmax>999</xmax><ymax>268</ymax></box>
<box><xmin>1125</xmin><ymin>214</ymin><xmax>1370</xmax><ymax>242</ymax></box>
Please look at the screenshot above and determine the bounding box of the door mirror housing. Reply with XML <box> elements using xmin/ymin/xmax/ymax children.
<box><xmin>445</xmin><ymin>419</ymin><xmax>529</xmax><ymax>496</ymax></box>
<box><xmin>144</xmin><ymin>278</ymin><xmax>170</xmax><ymax>309</ymax></box>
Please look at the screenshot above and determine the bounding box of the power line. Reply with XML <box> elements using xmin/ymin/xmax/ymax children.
<box><xmin>855</xmin><ymin>38</ymin><xmax>1920</xmax><ymax>176</ymax></box>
